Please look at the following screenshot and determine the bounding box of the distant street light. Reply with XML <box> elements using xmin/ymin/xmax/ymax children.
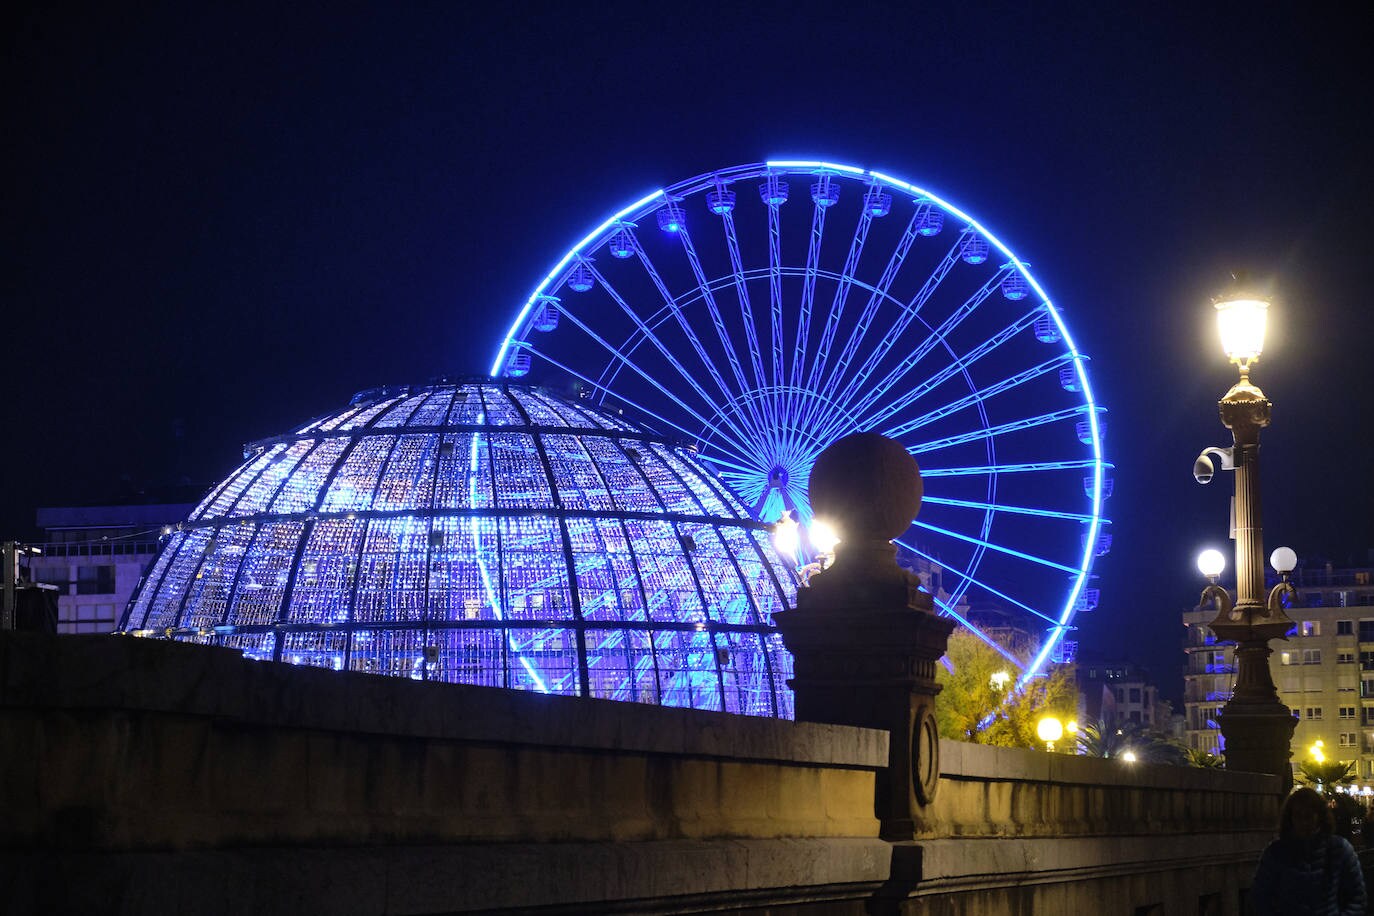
<box><xmin>1036</xmin><ymin>715</ymin><xmax>1064</xmax><ymax>753</ymax></box>
<box><xmin>1121</xmin><ymin>750</ymin><xmax>1138</xmax><ymax>764</ymax></box>
<box><xmin>1192</xmin><ymin>274</ymin><xmax>1298</xmax><ymax>790</ymax></box>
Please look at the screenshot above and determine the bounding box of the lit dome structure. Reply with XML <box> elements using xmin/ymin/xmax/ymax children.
<box><xmin>120</xmin><ymin>381</ymin><xmax>797</xmax><ymax>717</ymax></box>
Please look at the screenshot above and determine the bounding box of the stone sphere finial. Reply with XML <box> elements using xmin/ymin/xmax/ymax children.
<box><xmin>809</xmin><ymin>432</ymin><xmax>922</xmax><ymax>543</ymax></box>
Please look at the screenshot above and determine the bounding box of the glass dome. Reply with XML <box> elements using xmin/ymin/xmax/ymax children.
<box><xmin>120</xmin><ymin>380</ymin><xmax>797</xmax><ymax>717</ymax></box>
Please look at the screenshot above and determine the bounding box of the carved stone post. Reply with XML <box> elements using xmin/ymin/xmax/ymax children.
<box><xmin>772</xmin><ymin>432</ymin><xmax>954</xmax><ymax>840</ymax></box>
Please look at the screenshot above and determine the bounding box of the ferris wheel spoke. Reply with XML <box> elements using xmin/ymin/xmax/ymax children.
<box><xmin>814</xmin><ymin>207</ymin><xmax>923</xmax><ymax>407</ymax></box>
<box><xmin>803</xmin><ymin>209</ymin><xmax>874</xmax><ymax>400</ymax></box>
<box><xmin>718</xmin><ymin>211</ymin><xmax>769</xmax><ymax>394</ymax></box>
<box><xmin>543</xmin><ymin>291</ymin><xmax>758</xmax><ymax>452</ymax></box>
<box><xmin>674</xmin><ymin>228</ymin><xmax>771</xmax><ymax>439</ymax></box>
<box><xmin>523</xmin><ymin>344</ymin><xmax>758</xmax><ymax>459</ymax></box>
<box><xmin>694</xmin><ymin>451</ymin><xmax>762</xmax><ymax>476</ymax></box>
<box><xmin>789</xmin><ymin>203</ymin><xmax>827</xmax><ymax>391</ymax></box>
<box><xmin>633</xmin><ymin>245</ymin><xmax>741</xmax><ymax>414</ymax></box>
<box><xmin>920</xmin><ymin>495</ymin><xmax>1100</xmax><ymax>524</ymax></box>
<box><xmin>921</xmin><ymin>458</ymin><xmax>1103</xmax><ymax>477</ymax></box>
<box><xmin>829</xmin><ymin>235</ymin><xmax>965</xmax><ymax>413</ymax></box>
<box><xmin>883</xmin><ymin>353</ymin><xmax>1075</xmax><ymax>439</ymax></box>
<box><xmin>832</xmin><ymin>271</ymin><xmax>1006</xmax><ymax>438</ymax></box>
<box><xmin>929</xmin><ymin>592</ymin><xmax>1024</xmax><ymax>665</ymax></box>
<box><xmin>846</xmin><ymin>301</ymin><xmax>1035</xmax><ymax>440</ymax></box>
<box><xmin>896</xmin><ymin>538</ymin><xmax>1060</xmax><ymax>627</ymax></box>
<box><xmin>763</xmin><ymin>207</ymin><xmax>785</xmax><ymax>390</ymax></box>
<box><xmin>904</xmin><ymin>405</ymin><xmax>1095</xmax><ymax>456</ymax></box>
<box><xmin>579</xmin><ymin>265</ymin><xmax>753</xmax><ymax>445</ymax></box>
<box><xmin>909</xmin><ymin>519</ymin><xmax>1081</xmax><ymax>575</ymax></box>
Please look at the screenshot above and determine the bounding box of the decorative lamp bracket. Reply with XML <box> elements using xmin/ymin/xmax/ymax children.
<box><xmin>1266</xmin><ymin>578</ymin><xmax>1298</xmax><ymax>620</ymax></box>
<box><xmin>1201</xmin><ymin>582</ymin><xmax>1238</xmax><ymax>625</ymax></box>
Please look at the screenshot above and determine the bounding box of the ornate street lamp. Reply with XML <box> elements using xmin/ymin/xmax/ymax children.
<box><xmin>1192</xmin><ymin>275</ymin><xmax>1299</xmax><ymax>789</ymax></box>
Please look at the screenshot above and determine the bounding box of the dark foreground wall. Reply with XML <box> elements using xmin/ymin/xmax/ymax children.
<box><xmin>1</xmin><ymin>633</ymin><xmax>1280</xmax><ymax>914</ymax></box>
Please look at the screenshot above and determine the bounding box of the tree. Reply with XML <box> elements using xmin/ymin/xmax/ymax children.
<box><xmin>1075</xmin><ymin>718</ymin><xmax>1187</xmax><ymax>765</ymax></box>
<box><xmin>1296</xmin><ymin>759</ymin><xmax>1357</xmax><ymax>793</ymax></box>
<box><xmin>935</xmin><ymin>627</ymin><xmax>1078</xmax><ymax>748</ymax></box>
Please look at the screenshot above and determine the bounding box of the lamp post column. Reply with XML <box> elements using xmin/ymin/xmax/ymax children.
<box><xmin>1210</xmin><ymin>372</ymin><xmax>1295</xmax><ymax>787</ymax></box>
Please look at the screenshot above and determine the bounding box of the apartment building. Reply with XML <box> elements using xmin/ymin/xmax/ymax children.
<box><xmin>1183</xmin><ymin>560</ymin><xmax>1374</xmax><ymax>777</ymax></box>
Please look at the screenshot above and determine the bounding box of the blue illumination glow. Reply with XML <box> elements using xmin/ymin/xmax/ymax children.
<box><xmin>121</xmin><ymin>381</ymin><xmax>797</xmax><ymax>717</ymax></box>
<box><xmin>486</xmin><ymin>158</ymin><xmax>1110</xmax><ymax>687</ymax></box>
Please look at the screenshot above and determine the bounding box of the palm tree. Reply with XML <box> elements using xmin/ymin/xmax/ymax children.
<box><xmin>1075</xmin><ymin>719</ymin><xmax>1186</xmax><ymax>764</ymax></box>
<box><xmin>1296</xmin><ymin>759</ymin><xmax>1357</xmax><ymax>793</ymax></box>
<box><xmin>1185</xmin><ymin>747</ymin><xmax>1224</xmax><ymax>768</ymax></box>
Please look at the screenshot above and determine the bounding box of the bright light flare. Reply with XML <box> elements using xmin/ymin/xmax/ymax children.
<box><xmin>1036</xmin><ymin>716</ymin><xmax>1063</xmax><ymax>744</ymax></box>
<box><xmin>772</xmin><ymin>512</ymin><xmax>801</xmax><ymax>559</ymax></box>
<box><xmin>1214</xmin><ymin>296</ymin><xmax>1269</xmax><ymax>366</ymax></box>
<box><xmin>809</xmin><ymin>518</ymin><xmax>840</xmax><ymax>556</ymax></box>
<box><xmin>1197</xmin><ymin>549</ymin><xmax>1226</xmax><ymax>579</ymax></box>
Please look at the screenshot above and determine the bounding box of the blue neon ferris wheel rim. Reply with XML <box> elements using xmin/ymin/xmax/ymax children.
<box><xmin>490</xmin><ymin>159</ymin><xmax>1110</xmax><ymax>685</ymax></box>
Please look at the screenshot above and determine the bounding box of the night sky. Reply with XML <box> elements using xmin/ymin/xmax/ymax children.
<box><xmin>8</xmin><ymin>3</ymin><xmax>1373</xmax><ymax>704</ymax></box>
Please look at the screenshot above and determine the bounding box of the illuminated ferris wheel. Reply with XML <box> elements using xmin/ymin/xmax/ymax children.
<box><xmin>491</xmin><ymin>159</ymin><xmax>1111</xmax><ymax>680</ymax></box>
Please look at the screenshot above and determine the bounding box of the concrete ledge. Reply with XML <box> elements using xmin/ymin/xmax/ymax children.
<box><xmin>0</xmin><ymin>632</ymin><xmax>887</xmax><ymax>768</ymax></box>
<box><xmin>0</xmin><ymin>838</ymin><xmax>893</xmax><ymax>915</ymax></box>
<box><xmin>916</xmin><ymin>831</ymin><xmax>1270</xmax><ymax>884</ymax></box>
<box><xmin>940</xmin><ymin>738</ymin><xmax>1281</xmax><ymax>795</ymax></box>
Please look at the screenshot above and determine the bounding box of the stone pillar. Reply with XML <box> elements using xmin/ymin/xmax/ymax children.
<box><xmin>772</xmin><ymin>432</ymin><xmax>954</xmax><ymax>841</ymax></box>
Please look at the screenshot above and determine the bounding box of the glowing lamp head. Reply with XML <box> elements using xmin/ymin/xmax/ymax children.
<box><xmin>1121</xmin><ymin>750</ymin><xmax>1138</xmax><ymax>763</ymax></box>
<box><xmin>1270</xmin><ymin>546</ymin><xmax>1298</xmax><ymax>575</ymax></box>
<box><xmin>1310</xmin><ymin>741</ymin><xmax>1325</xmax><ymax>763</ymax></box>
<box><xmin>1036</xmin><ymin>716</ymin><xmax>1063</xmax><ymax>744</ymax></box>
<box><xmin>809</xmin><ymin>518</ymin><xmax>841</xmax><ymax>556</ymax></box>
<box><xmin>1197</xmin><ymin>549</ymin><xmax>1226</xmax><ymax>580</ymax></box>
<box><xmin>772</xmin><ymin>512</ymin><xmax>801</xmax><ymax>559</ymax></box>
<box><xmin>989</xmin><ymin>670</ymin><xmax>1011</xmax><ymax>691</ymax></box>
<box><xmin>1213</xmin><ymin>287</ymin><xmax>1269</xmax><ymax>368</ymax></box>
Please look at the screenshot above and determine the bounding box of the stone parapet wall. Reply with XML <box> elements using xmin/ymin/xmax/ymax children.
<box><xmin>1</xmin><ymin>633</ymin><xmax>1283</xmax><ymax>914</ymax></box>
<box><xmin>931</xmin><ymin>738</ymin><xmax>1278</xmax><ymax>839</ymax></box>
<box><xmin>1</xmin><ymin>633</ymin><xmax>884</xmax><ymax>851</ymax></box>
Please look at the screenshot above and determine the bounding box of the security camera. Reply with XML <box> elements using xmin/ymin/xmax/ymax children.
<box><xmin>1193</xmin><ymin>454</ymin><xmax>1214</xmax><ymax>485</ymax></box>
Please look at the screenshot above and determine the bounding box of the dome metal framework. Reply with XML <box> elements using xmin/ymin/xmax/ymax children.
<box><xmin>119</xmin><ymin>381</ymin><xmax>797</xmax><ymax>717</ymax></box>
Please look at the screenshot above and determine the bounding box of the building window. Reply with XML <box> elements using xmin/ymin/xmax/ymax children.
<box><xmin>1129</xmin><ymin>687</ymin><xmax>1141</xmax><ymax>703</ymax></box>
<box><xmin>1302</xmin><ymin>620</ymin><xmax>1321</xmax><ymax>637</ymax></box>
<box><xmin>1303</xmin><ymin>649</ymin><xmax>1322</xmax><ymax>665</ymax></box>
<box><xmin>1360</xmin><ymin>621</ymin><xmax>1374</xmax><ymax>642</ymax></box>
<box><xmin>1306</xmin><ymin>593</ymin><xmax>1325</xmax><ymax>608</ymax></box>
<box><xmin>1281</xmin><ymin>652</ymin><xmax>1294</xmax><ymax>666</ymax></box>
<box><xmin>1306</xmin><ymin>707</ymin><xmax>1323</xmax><ymax>720</ymax></box>
<box><xmin>1341</xmin><ymin>706</ymin><xmax>1357</xmax><ymax>719</ymax></box>
<box><xmin>1339</xmin><ymin>652</ymin><xmax>1356</xmax><ymax>664</ymax></box>
<box><xmin>1340</xmin><ymin>733</ymin><xmax>1357</xmax><ymax>747</ymax></box>
<box><xmin>75</xmin><ymin>565</ymin><xmax>115</xmax><ymax>595</ymax></box>
<box><xmin>1338</xmin><ymin>620</ymin><xmax>1355</xmax><ymax>636</ymax></box>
